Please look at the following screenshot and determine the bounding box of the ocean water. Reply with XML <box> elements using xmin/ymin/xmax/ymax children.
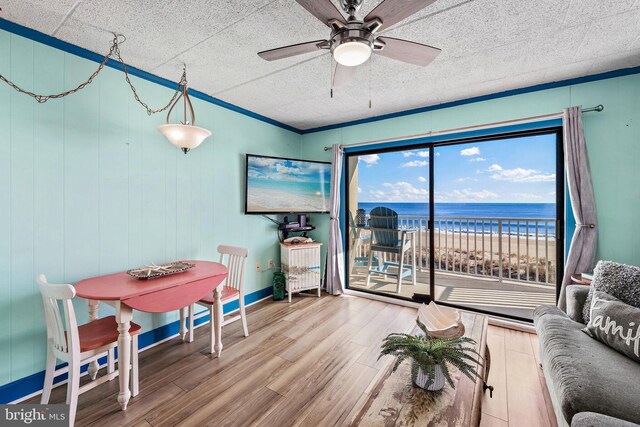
<box><xmin>357</xmin><ymin>202</ymin><xmax>557</xmax><ymax>236</ymax></box>
<box><xmin>248</xmin><ymin>177</ymin><xmax>331</xmax><ymax>197</ymax></box>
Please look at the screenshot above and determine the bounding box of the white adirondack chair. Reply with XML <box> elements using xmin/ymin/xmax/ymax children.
<box><xmin>38</xmin><ymin>274</ymin><xmax>141</xmax><ymax>426</ymax></box>
<box><xmin>186</xmin><ymin>245</ymin><xmax>249</xmax><ymax>354</ymax></box>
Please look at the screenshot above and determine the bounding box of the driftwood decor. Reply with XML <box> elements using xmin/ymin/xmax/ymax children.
<box><xmin>127</xmin><ymin>262</ymin><xmax>195</xmax><ymax>279</ymax></box>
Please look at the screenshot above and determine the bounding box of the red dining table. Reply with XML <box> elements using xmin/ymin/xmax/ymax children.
<box><xmin>74</xmin><ymin>260</ymin><xmax>228</xmax><ymax>411</ymax></box>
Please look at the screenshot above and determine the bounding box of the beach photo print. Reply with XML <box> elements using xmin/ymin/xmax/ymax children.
<box><xmin>246</xmin><ymin>155</ymin><xmax>331</xmax><ymax>214</ymax></box>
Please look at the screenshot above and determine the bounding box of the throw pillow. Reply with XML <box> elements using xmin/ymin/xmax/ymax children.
<box><xmin>583</xmin><ymin>291</ymin><xmax>640</xmax><ymax>363</ymax></box>
<box><xmin>583</xmin><ymin>260</ymin><xmax>640</xmax><ymax>323</ymax></box>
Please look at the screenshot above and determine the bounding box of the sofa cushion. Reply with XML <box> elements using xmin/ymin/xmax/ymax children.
<box><xmin>567</xmin><ymin>285</ymin><xmax>590</xmax><ymax>324</ymax></box>
<box><xmin>534</xmin><ymin>305</ymin><xmax>640</xmax><ymax>425</ymax></box>
<box><xmin>583</xmin><ymin>261</ymin><xmax>640</xmax><ymax>323</ymax></box>
<box><xmin>583</xmin><ymin>291</ymin><xmax>640</xmax><ymax>363</ymax></box>
<box><xmin>572</xmin><ymin>412</ymin><xmax>640</xmax><ymax>427</ymax></box>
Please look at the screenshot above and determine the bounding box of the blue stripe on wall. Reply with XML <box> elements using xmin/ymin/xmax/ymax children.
<box><xmin>0</xmin><ymin>286</ymin><xmax>273</xmax><ymax>404</ymax></box>
<box><xmin>302</xmin><ymin>67</ymin><xmax>640</xmax><ymax>134</ymax></box>
<box><xmin>0</xmin><ymin>18</ymin><xmax>300</xmax><ymax>135</ymax></box>
<box><xmin>2</xmin><ymin>17</ymin><xmax>640</xmax><ymax>136</ymax></box>
<box><xmin>2</xmin><ymin>18</ymin><xmax>640</xmax><ymax>137</ymax></box>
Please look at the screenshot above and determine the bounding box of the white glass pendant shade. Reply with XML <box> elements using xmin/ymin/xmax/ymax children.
<box><xmin>158</xmin><ymin>124</ymin><xmax>212</xmax><ymax>152</ymax></box>
<box><xmin>333</xmin><ymin>41</ymin><xmax>372</xmax><ymax>67</ymax></box>
<box><xmin>158</xmin><ymin>74</ymin><xmax>212</xmax><ymax>154</ymax></box>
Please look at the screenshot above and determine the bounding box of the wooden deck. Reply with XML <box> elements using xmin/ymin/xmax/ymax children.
<box><xmin>29</xmin><ymin>294</ymin><xmax>556</xmax><ymax>427</ymax></box>
<box><xmin>349</xmin><ymin>267</ymin><xmax>556</xmax><ymax>320</ymax></box>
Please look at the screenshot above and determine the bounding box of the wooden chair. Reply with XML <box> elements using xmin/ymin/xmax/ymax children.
<box><xmin>38</xmin><ymin>274</ymin><xmax>141</xmax><ymax>426</ymax></box>
<box><xmin>365</xmin><ymin>206</ymin><xmax>417</xmax><ymax>293</ymax></box>
<box><xmin>349</xmin><ymin>211</ymin><xmax>374</xmax><ymax>273</ymax></box>
<box><xmin>187</xmin><ymin>245</ymin><xmax>249</xmax><ymax>354</ymax></box>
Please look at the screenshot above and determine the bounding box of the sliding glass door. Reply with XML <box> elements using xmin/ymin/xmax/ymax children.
<box><xmin>344</xmin><ymin>128</ymin><xmax>564</xmax><ymax>322</ymax></box>
<box><xmin>345</xmin><ymin>149</ymin><xmax>431</xmax><ymax>301</ymax></box>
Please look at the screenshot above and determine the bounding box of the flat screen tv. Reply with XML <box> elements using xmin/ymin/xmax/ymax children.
<box><xmin>245</xmin><ymin>154</ymin><xmax>331</xmax><ymax>214</ymax></box>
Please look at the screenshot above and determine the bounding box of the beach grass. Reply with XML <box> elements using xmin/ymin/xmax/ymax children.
<box><xmin>352</xmin><ymin>230</ymin><xmax>557</xmax><ymax>284</ymax></box>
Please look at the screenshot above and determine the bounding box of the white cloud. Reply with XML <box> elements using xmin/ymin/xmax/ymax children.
<box><xmin>418</xmin><ymin>176</ymin><xmax>427</xmax><ymax>182</ymax></box>
<box><xmin>358</xmin><ymin>187</ymin><xmax>362</xmax><ymax>193</ymax></box>
<box><xmin>487</xmin><ymin>164</ymin><xmax>503</xmax><ymax>172</ymax></box>
<box><xmin>548</xmin><ymin>191</ymin><xmax>556</xmax><ymax>195</ymax></box>
<box><xmin>401</xmin><ymin>160</ymin><xmax>428</xmax><ymax>168</ymax></box>
<box><xmin>456</xmin><ymin>177</ymin><xmax>477</xmax><ymax>182</ymax></box>
<box><xmin>359</xmin><ymin>154</ymin><xmax>380</xmax><ymax>166</ymax></box>
<box><xmin>402</xmin><ymin>150</ymin><xmax>430</xmax><ymax>158</ymax></box>
<box><xmin>251</xmin><ymin>157</ymin><xmax>277</xmax><ymax>168</ymax></box>
<box><xmin>491</xmin><ymin>168</ymin><xmax>555</xmax><ymax>182</ymax></box>
<box><xmin>437</xmin><ymin>188</ymin><xmax>499</xmax><ymax>202</ymax></box>
<box><xmin>469</xmin><ymin>157</ymin><xmax>486</xmax><ymax>162</ymax></box>
<box><xmin>275</xmin><ymin>164</ymin><xmax>302</xmax><ymax>175</ymax></box>
<box><xmin>460</xmin><ymin>147</ymin><xmax>480</xmax><ymax>156</ymax></box>
<box><xmin>513</xmin><ymin>192</ymin><xmax>543</xmax><ymax>199</ymax></box>
<box><xmin>364</xmin><ymin>181</ymin><xmax>429</xmax><ymax>202</ymax></box>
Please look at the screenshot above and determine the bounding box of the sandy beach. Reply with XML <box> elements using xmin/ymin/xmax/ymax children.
<box><xmin>247</xmin><ymin>187</ymin><xmax>329</xmax><ymax>213</ymax></box>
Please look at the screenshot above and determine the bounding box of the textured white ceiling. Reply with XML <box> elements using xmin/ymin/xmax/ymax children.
<box><xmin>3</xmin><ymin>0</ymin><xmax>640</xmax><ymax>130</ymax></box>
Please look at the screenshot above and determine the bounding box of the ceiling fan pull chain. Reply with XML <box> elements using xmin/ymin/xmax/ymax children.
<box><xmin>369</xmin><ymin>55</ymin><xmax>372</xmax><ymax>109</ymax></box>
<box><xmin>330</xmin><ymin>54</ymin><xmax>334</xmax><ymax>99</ymax></box>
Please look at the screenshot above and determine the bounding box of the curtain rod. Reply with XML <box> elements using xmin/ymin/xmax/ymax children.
<box><xmin>322</xmin><ymin>104</ymin><xmax>604</xmax><ymax>151</ymax></box>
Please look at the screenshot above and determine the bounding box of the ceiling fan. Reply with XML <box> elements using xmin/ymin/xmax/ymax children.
<box><xmin>257</xmin><ymin>0</ymin><xmax>441</xmax><ymax>86</ymax></box>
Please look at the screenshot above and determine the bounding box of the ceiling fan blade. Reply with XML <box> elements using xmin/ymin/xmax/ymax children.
<box><xmin>375</xmin><ymin>37</ymin><xmax>441</xmax><ymax>66</ymax></box>
<box><xmin>258</xmin><ymin>40</ymin><xmax>328</xmax><ymax>61</ymax></box>
<box><xmin>333</xmin><ymin>63</ymin><xmax>356</xmax><ymax>87</ymax></box>
<box><xmin>364</xmin><ymin>0</ymin><xmax>437</xmax><ymax>32</ymax></box>
<box><xmin>295</xmin><ymin>0</ymin><xmax>346</xmax><ymax>27</ymax></box>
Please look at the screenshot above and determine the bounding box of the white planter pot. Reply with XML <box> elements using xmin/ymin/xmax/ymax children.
<box><xmin>414</xmin><ymin>364</ymin><xmax>445</xmax><ymax>391</ymax></box>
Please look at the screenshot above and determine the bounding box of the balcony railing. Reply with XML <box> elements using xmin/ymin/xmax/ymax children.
<box><xmin>351</xmin><ymin>215</ymin><xmax>558</xmax><ymax>285</ymax></box>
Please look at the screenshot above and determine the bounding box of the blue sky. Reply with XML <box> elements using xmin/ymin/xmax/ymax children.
<box><xmin>356</xmin><ymin>134</ymin><xmax>557</xmax><ymax>203</ymax></box>
<box><xmin>248</xmin><ymin>156</ymin><xmax>331</xmax><ymax>184</ymax></box>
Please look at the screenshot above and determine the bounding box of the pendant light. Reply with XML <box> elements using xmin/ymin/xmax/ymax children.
<box><xmin>157</xmin><ymin>69</ymin><xmax>211</xmax><ymax>154</ymax></box>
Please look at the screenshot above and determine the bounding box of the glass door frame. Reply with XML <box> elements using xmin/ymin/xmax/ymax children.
<box><xmin>343</xmin><ymin>126</ymin><xmax>565</xmax><ymax>323</ymax></box>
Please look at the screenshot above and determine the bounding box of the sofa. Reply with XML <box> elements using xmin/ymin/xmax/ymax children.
<box><xmin>534</xmin><ymin>285</ymin><xmax>640</xmax><ymax>427</ymax></box>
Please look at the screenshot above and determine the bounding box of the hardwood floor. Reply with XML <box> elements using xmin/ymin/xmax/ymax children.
<box><xmin>480</xmin><ymin>326</ymin><xmax>558</xmax><ymax>427</ymax></box>
<box><xmin>31</xmin><ymin>294</ymin><xmax>557</xmax><ymax>427</ymax></box>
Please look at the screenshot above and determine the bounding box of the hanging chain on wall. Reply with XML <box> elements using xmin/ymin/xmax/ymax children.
<box><xmin>0</xmin><ymin>33</ymin><xmax>186</xmax><ymax>115</ymax></box>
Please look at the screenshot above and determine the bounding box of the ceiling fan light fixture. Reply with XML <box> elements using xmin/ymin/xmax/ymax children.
<box><xmin>333</xmin><ymin>41</ymin><xmax>372</xmax><ymax>66</ymax></box>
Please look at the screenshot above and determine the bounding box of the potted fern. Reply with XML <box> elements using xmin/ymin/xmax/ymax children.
<box><xmin>379</xmin><ymin>318</ymin><xmax>482</xmax><ymax>391</ymax></box>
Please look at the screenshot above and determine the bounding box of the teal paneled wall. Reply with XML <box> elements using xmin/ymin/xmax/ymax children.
<box><xmin>0</xmin><ymin>28</ymin><xmax>300</xmax><ymax>385</ymax></box>
<box><xmin>300</xmin><ymin>75</ymin><xmax>640</xmax><ymax>271</ymax></box>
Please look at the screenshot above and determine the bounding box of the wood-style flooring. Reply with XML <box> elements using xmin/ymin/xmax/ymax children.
<box><xmin>31</xmin><ymin>294</ymin><xmax>557</xmax><ymax>427</ymax></box>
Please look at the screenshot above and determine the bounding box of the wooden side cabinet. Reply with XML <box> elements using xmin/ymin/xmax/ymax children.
<box><xmin>280</xmin><ymin>242</ymin><xmax>322</xmax><ymax>303</ymax></box>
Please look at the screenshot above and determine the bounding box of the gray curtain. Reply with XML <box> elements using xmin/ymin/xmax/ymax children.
<box><xmin>326</xmin><ymin>144</ymin><xmax>345</xmax><ymax>295</ymax></box>
<box><xmin>558</xmin><ymin>106</ymin><xmax>597</xmax><ymax>311</ymax></box>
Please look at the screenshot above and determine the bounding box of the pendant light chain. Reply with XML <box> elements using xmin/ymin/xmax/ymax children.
<box><xmin>0</xmin><ymin>34</ymin><xmax>186</xmax><ymax>115</ymax></box>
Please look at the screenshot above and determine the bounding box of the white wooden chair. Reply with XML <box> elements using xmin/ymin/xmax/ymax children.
<box><xmin>186</xmin><ymin>245</ymin><xmax>249</xmax><ymax>354</ymax></box>
<box><xmin>38</xmin><ymin>274</ymin><xmax>141</xmax><ymax>426</ymax></box>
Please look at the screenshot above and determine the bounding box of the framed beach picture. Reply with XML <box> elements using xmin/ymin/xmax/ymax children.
<box><xmin>244</xmin><ymin>154</ymin><xmax>331</xmax><ymax>214</ymax></box>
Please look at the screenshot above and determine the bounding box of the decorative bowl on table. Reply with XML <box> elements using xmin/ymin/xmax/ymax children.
<box><xmin>418</xmin><ymin>302</ymin><xmax>465</xmax><ymax>339</ymax></box>
<box><xmin>127</xmin><ymin>261</ymin><xmax>195</xmax><ymax>279</ymax></box>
